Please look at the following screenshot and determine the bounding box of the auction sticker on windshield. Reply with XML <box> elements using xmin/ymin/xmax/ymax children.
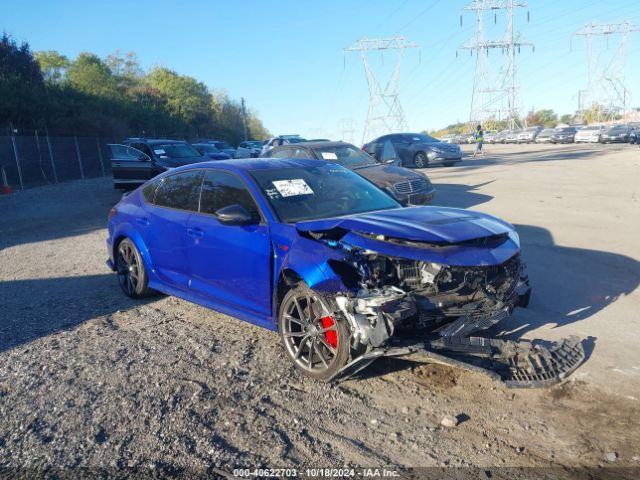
<box><xmin>154</xmin><ymin>149</ymin><xmax>166</xmax><ymax>155</ymax></box>
<box><xmin>272</xmin><ymin>179</ymin><xmax>314</xmax><ymax>197</ymax></box>
<box><xmin>321</xmin><ymin>152</ymin><xmax>338</xmax><ymax>160</ymax></box>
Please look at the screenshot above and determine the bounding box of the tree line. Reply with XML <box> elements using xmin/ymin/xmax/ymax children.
<box><xmin>0</xmin><ymin>33</ymin><xmax>269</xmax><ymax>144</ymax></box>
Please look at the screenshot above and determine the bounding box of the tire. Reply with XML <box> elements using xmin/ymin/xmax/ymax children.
<box><xmin>278</xmin><ymin>285</ymin><xmax>351</xmax><ymax>381</ymax></box>
<box><xmin>414</xmin><ymin>152</ymin><xmax>428</xmax><ymax>168</ymax></box>
<box><xmin>115</xmin><ymin>238</ymin><xmax>155</xmax><ymax>298</ymax></box>
<box><xmin>443</xmin><ymin>161</ymin><xmax>456</xmax><ymax>167</ymax></box>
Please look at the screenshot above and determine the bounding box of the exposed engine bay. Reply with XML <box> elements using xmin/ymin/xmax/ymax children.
<box><xmin>308</xmin><ymin>233</ymin><xmax>584</xmax><ymax>387</ymax></box>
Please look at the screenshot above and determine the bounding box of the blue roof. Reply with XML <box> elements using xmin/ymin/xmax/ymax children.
<box><xmin>182</xmin><ymin>157</ymin><xmax>328</xmax><ymax>172</ymax></box>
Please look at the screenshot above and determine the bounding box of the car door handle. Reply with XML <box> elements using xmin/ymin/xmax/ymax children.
<box><xmin>187</xmin><ymin>227</ymin><xmax>204</xmax><ymax>239</ymax></box>
<box><xmin>136</xmin><ymin>217</ymin><xmax>150</xmax><ymax>226</ymax></box>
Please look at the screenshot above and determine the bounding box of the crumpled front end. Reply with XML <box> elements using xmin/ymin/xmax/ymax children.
<box><xmin>293</xmin><ymin>222</ymin><xmax>584</xmax><ymax>387</ymax></box>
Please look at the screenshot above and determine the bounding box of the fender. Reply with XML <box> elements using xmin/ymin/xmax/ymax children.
<box><xmin>110</xmin><ymin>221</ymin><xmax>161</xmax><ymax>287</ymax></box>
<box><xmin>270</xmin><ymin>223</ymin><xmax>351</xmax><ymax>295</ymax></box>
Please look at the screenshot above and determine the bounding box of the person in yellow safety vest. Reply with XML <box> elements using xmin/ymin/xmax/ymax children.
<box><xmin>472</xmin><ymin>124</ymin><xmax>484</xmax><ymax>157</ymax></box>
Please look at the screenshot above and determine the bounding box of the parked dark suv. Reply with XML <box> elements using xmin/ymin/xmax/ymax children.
<box><xmin>109</xmin><ymin>138</ymin><xmax>207</xmax><ymax>189</ymax></box>
<box><xmin>363</xmin><ymin>133</ymin><xmax>462</xmax><ymax>168</ymax></box>
<box><xmin>264</xmin><ymin>141</ymin><xmax>436</xmax><ymax>205</ymax></box>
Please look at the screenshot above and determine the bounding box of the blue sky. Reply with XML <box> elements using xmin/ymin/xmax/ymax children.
<box><xmin>2</xmin><ymin>0</ymin><xmax>640</xmax><ymax>141</ymax></box>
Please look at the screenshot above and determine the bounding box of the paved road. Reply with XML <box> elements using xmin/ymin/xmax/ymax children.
<box><xmin>426</xmin><ymin>142</ymin><xmax>640</xmax><ymax>399</ymax></box>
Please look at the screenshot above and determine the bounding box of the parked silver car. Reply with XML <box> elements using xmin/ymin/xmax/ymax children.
<box><xmin>235</xmin><ymin>140</ymin><xmax>264</xmax><ymax>158</ymax></box>
<box><xmin>535</xmin><ymin>128</ymin><xmax>556</xmax><ymax>143</ymax></box>
<box><xmin>517</xmin><ymin>126</ymin><xmax>543</xmax><ymax>143</ymax></box>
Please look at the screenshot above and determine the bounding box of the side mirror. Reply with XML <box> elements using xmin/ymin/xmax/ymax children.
<box><xmin>215</xmin><ymin>204</ymin><xmax>256</xmax><ymax>225</ymax></box>
<box><xmin>139</xmin><ymin>154</ymin><xmax>150</xmax><ymax>161</ymax></box>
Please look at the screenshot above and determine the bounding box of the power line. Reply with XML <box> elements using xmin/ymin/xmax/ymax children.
<box><xmin>573</xmin><ymin>21</ymin><xmax>640</xmax><ymax>122</ymax></box>
<box><xmin>459</xmin><ymin>0</ymin><xmax>534</xmax><ymax>130</ymax></box>
<box><xmin>344</xmin><ymin>36</ymin><xmax>419</xmax><ymax>143</ymax></box>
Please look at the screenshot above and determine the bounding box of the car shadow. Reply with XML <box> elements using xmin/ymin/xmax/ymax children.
<box><xmin>0</xmin><ymin>274</ymin><xmax>156</xmax><ymax>353</ymax></box>
<box><xmin>430</xmin><ymin>181</ymin><xmax>494</xmax><ymax>209</ymax></box>
<box><xmin>487</xmin><ymin>224</ymin><xmax>640</xmax><ymax>338</ymax></box>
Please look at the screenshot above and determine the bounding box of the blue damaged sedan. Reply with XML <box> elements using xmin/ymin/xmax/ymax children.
<box><xmin>107</xmin><ymin>158</ymin><xmax>583</xmax><ymax>385</ymax></box>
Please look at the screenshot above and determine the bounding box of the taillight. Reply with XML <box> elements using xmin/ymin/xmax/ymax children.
<box><xmin>108</xmin><ymin>207</ymin><xmax>117</xmax><ymax>220</ymax></box>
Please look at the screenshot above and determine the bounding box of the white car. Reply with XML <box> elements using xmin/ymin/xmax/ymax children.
<box><xmin>261</xmin><ymin>135</ymin><xmax>307</xmax><ymax>155</ymax></box>
<box><xmin>235</xmin><ymin>140</ymin><xmax>264</xmax><ymax>158</ymax></box>
<box><xmin>574</xmin><ymin>125</ymin><xmax>604</xmax><ymax>143</ymax></box>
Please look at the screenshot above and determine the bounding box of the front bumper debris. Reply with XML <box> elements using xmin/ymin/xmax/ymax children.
<box><xmin>329</xmin><ymin>335</ymin><xmax>585</xmax><ymax>388</ymax></box>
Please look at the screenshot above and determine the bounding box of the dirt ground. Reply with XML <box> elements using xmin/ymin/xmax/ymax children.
<box><xmin>1</xmin><ymin>143</ymin><xmax>639</xmax><ymax>476</ymax></box>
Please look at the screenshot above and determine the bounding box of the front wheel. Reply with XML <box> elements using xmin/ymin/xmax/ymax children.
<box><xmin>414</xmin><ymin>152</ymin><xmax>428</xmax><ymax>168</ymax></box>
<box><xmin>278</xmin><ymin>285</ymin><xmax>351</xmax><ymax>381</ymax></box>
<box><xmin>115</xmin><ymin>238</ymin><xmax>155</xmax><ymax>298</ymax></box>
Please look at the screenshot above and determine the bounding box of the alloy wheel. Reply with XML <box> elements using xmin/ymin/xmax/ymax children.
<box><xmin>116</xmin><ymin>241</ymin><xmax>139</xmax><ymax>296</ymax></box>
<box><xmin>415</xmin><ymin>152</ymin><xmax>427</xmax><ymax>168</ymax></box>
<box><xmin>281</xmin><ymin>292</ymin><xmax>340</xmax><ymax>374</ymax></box>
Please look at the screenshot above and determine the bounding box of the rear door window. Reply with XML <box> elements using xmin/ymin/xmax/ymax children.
<box><xmin>381</xmin><ymin>140</ymin><xmax>398</xmax><ymax>162</ymax></box>
<box><xmin>154</xmin><ymin>170</ymin><xmax>204</xmax><ymax>211</ymax></box>
<box><xmin>141</xmin><ymin>178</ymin><xmax>161</xmax><ymax>203</ymax></box>
<box><xmin>199</xmin><ymin>170</ymin><xmax>261</xmax><ymax>221</ymax></box>
<box><xmin>270</xmin><ymin>147</ymin><xmax>293</xmax><ymax>159</ymax></box>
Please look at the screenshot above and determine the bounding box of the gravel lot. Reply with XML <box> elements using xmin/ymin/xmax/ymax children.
<box><xmin>1</xmin><ymin>143</ymin><xmax>639</xmax><ymax>475</ymax></box>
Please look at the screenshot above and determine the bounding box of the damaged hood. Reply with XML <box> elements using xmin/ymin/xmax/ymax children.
<box><xmin>295</xmin><ymin>206</ymin><xmax>514</xmax><ymax>245</ymax></box>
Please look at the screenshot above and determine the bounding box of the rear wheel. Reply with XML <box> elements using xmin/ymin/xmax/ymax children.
<box><xmin>414</xmin><ymin>152</ymin><xmax>428</xmax><ymax>168</ymax></box>
<box><xmin>115</xmin><ymin>238</ymin><xmax>154</xmax><ymax>298</ymax></box>
<box><xmin>278</xmin><ymin>285</ymin><xmax>351</xmax><ymax>381</ymax></box>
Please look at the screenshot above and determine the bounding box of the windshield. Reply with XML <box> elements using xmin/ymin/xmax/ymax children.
<box><xmin>582</xmin><ymin>126</ymin><xmax>601</xmax><ymax>131</ymax></box>
<box><xmin>606</xmin><ymin>126</ymin><xmax>627</xmax><ymax>133</ymax></box>
<box><xmin>311</xmin><ymin>144</ymin><xmax>377</xmax><ymax>168</ymax></box>
<box><xmin>212</xmin><ymin>141</ymin><xmax>232</xmax><ymax>150</ymax></box>
<box><xmin>250</xmin><ymin>164</ymin><xmax>400</xmax><ymax>223</ymax></box>
<box><xmin>152</xmin><ymin>143</ymin><xmax>201</xmax><ymax>158</ymax></box>
<box><xmin>194</xmin><ymin>144</ymin><xmax>220</xmax><ymax>153</ymax></box>
<box><xmin>406</xmin><ymin>133</ymin><xmax>438</xmax><ymax>143</ymax></box>
<box><xmin>246</xmin><ymin>141</ymin><xmax>263</xmax><ymax>148</ymax></box>
<box><xmin>558</xmin><ymin>128</ymin><xmax>575</xmax><ymax>133</ymax></box>
<box><xmin>541</xmin><ymin>129</ymin><xmax>555</xmax><ymax>134</ymax></box>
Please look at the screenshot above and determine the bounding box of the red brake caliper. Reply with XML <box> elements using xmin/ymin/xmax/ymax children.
<box><xmin>320</xmin><ymin>316</ymin><xmax>338</xmax><ymax>348</ymax></box>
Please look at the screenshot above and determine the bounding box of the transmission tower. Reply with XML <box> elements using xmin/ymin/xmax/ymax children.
<box><xmin>573</xmin><ymin>22</ymin><xmax>640</xmax><ymax>123</ymax></box>
<box><xmin>459</xmin><ymin>1</ymin><xmax>533</xmax><ymax>130</ymax></box>
<box><xmin>344</xmin><ymin>36</ymin><xmax>419</xmax><ymax>143</ymax></box>
<box><xmin>337</xmin><ymin>118</ymin><xmax>357</xmax><ymax>144</ymax></box>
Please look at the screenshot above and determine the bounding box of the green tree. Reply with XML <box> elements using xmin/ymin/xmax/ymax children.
<box><xmin>105</xmin><ymin>50</ymin><xmax>142</xmax><ymax>91</ymax></box>
<box><xmin>559</xmin><ymin>113</ymin><xmax>574</xmax><ymax>124</ymax></box>
<box><xmin>1</xmin><ymin>33</ymin><xmax>268</xmax><ymax>141</ymax></box>
<box><xmin>146</xmin><ymin>67</ymin><xmax>212</xmax><ymax>134</ymax></box>
<box><xmin>34</xmin><ymin>50</ymin><xmax>69</xmax><ymax>83</ymax></box>
<box><xmin>0</xmin><ymin>33</ymin><xmax>45</xmax><ymax>125</ymax></box>
<box><xmin>66</xmin><ymin>52</ymin><xmax>120</xmax><ymax>98</ymax></box>
<box><xmin>525</xmin><ymin>109</ymin><xmax>557</xmax><ymax>127</ymax></box>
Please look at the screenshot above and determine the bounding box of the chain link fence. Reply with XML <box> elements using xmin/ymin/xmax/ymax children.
<box><xmin>0</xmin><ymin>133</ymin><xmax>120</xmax><ymax>189</ymax></box>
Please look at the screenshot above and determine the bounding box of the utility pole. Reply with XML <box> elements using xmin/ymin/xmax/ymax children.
<box><xmin>344</xmin><ymin>36</ymin><xmax>419</xmax><ymax>144</ymax></box>
<box><xmin>459</xmin><ymin>0</ymin><xmax>533</xmax><ymax>130</ymax></box>
<box><xmin>240</xmin><ymin>97</ymin><xmax>249</xmax><ymax>141</ymax></box>
<box><xmin>573</xmin><ymin>22</ymin><xmax>640</xmax><ymax>123</ymax></box>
